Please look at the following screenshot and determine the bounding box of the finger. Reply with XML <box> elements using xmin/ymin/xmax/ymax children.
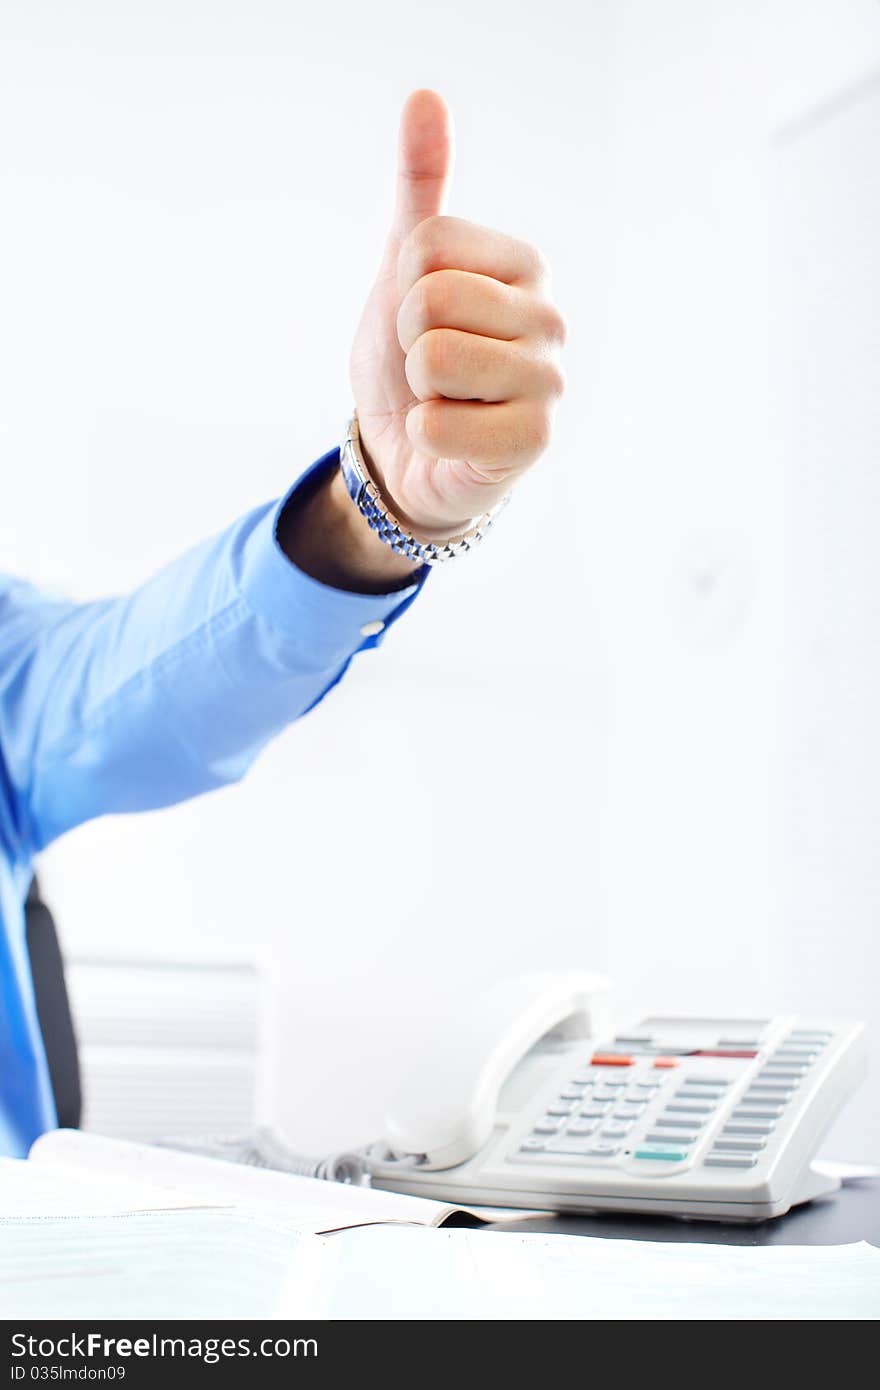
<box><xmin>397</xmin><ymin>215</ymin><xmax>548</xmax><ymax>299</ymax></box>
<box><xmin>406</xmin><ymin>397</ymin><xmax>553</xmax><ymax>470</ymax></box>
<box><xmin>397</xmin><ymin>269</ymin><xmax>564</xmax><ymax>353</ymax></box>
<box><xmin>405</xmin><ymin>328</ymin><xmax>564</xmax><ymax>404</ymax></box>
<box><xmin>390</xmin><ymin>89</ymin><xmax>454</xmax><ymax>243</ymax></box>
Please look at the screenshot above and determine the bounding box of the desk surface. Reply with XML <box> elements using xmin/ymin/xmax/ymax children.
<box><xmin>488</xmin><ymin>1182</ymin><xmax>880</xmax><ymax>1247</ymax></box>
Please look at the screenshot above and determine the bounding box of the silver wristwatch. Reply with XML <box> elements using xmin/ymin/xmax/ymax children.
<box><xmin>338</xmin><ymin>414</ymin><xmax>510</xmax><ymax>565</ymax></box>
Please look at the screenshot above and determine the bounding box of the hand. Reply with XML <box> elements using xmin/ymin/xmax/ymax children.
<box><xmin>350</xmin><ymin>90</ymin><xmax>566</xmax><ymax>541</ymax></box>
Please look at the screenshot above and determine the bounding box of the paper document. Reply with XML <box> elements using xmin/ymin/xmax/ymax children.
<box><xmin>324</xmin><ymin>1225</ymin><xmax>880</xmax><ymax>1320</ymax></box>
<box><xmin>23</xmin><ymin>1131</ymin><xmax>462</xmax><ymax>1233</ymax></box>
<box><xmin>1</xmin><ymin>1210</ymin><xmax>878</xmax><ymax>1320</ymax></box>
<box><xmin>0</xmin><ymin>1212</ymin><xmax>324</xmax><ymax>1320</ymax></box>
<box><xmin>17</xmin><ymin>1131</ymin><xmax>533</xmax><ymax>1233</ymax></box>
<box><xmin>813</xmin><ymin>1159</ymin><xmax>880</xmax><ymax>1183</ymax></box>
<box><xmin>0</xmin><ymin>1158</ymin><xmax>221</xmax><ymax>1218</ymax></box>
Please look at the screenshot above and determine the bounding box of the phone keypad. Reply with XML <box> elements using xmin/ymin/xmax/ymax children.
<box><xmin>516</xmin><ymin>1027</ymin><xmax>834</xmax><ymax>1173</ymax></box>
<box><xmin>699</xmin><ymin>1031</ymin><xmax>831</xmax><ymax>1169</ymax></box>
<box><xmin>521</xmin><ymin>1068</ymin><xmax>677</xmax><ymax>1162</ymax></box>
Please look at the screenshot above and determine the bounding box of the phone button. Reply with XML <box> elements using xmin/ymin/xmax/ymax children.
<box><xmin>713</xmin><ymin>1138</ymin><xmax>766</xmax><ymax>1151</ymax></box>
<box><xmin>731</xmin><ymin>1106</ymin><xmax>781</xmax><ymax>1121</ymax></box>
<box><xmin>634</xmin><ymin>1146</ymin><xmax>689</xmax><ymax>1162</ymax></box>
<box><xmin>543</xmin><ymin>1138</ymin><xmax>618</xmax><ymax>1157</ymax></box>
<box><xmin>645</xmin><ymin>1132</ymin><xmax>698</xmax><ymax>1147</ymax></box>
<box><xmin>567</xmin><ymin>1118</ymin><xmax>598</xmax><ymax>1137</ymax></box>
<box><xmin>692</xmin><ymin>1049</ymin><xmax>759</xmax><ymax>1059</ymax></box>
<box><xmin>653</xmin><ymin>1057</ymin><xmax>679</xmax><ymax>1068</ymax></box>
<box><xmin>704</xmin><ymin>1154</ymin><xmax>758</xmax><ymax>1168</ymax></box>
<box><xmin>591</xmin><ymin>1053</ymin><xmax>634</xmax><ymax>1067</ymax></box>
<box><xmin>747</xmin><ymin>1082</ymin><xmax>796</xmax><ymax>1094</ymax></box>
<box><xmin>520</xmin><ymin>1138</ymin><xmax>548</xmax><ymax>1152</ymax></box>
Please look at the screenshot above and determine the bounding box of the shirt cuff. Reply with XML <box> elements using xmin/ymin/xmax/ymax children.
<box><xmin>238</xmin><ymin>448</ymin><xmax>427</xmax><ymax>668</ymax></box>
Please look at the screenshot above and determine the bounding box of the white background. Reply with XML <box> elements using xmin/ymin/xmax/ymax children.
<box><xmin>1</xmin><ymin>1</ymin><xmax>878</xmax><ymax>1159</ymax></box>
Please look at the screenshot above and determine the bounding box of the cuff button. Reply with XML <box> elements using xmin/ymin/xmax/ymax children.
<box><xmin>359</xmin><ymin>620</ymin><xmax>386</xmax><ymax>638</ymax></box>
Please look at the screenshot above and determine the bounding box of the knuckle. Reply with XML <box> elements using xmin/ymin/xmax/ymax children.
<box><xmin>544</xmin><ymin>358</ymin><xmax>566</xmax><ymax>399</ymax></box>
<box><xmin>404</xmin><ymin>214</ymin><xmax>453</xmax><ymax>273</ymax></box>
<box><xmin>543</xmin><ymin>302</ymin><xmax>568</xmax><ymax>345</ymax></box>
<box><xmin>395</xmin><ymin>298</ymin><xmax>411</xmax><ymax>349</ymax></box>
<box><xmin>419</xmin><ymin>326</ymin><xmax>455</xmax><ymax>377</ymax></box>
<box><xmin>525</xmin><ymin>406</ymin><xmax>553</xmax><ymax>455</ymax></box>
<box><xmin>415</xmin><ymin>212</ymin><xmax>451</xmax><ymax>243</ymax></box>
<box><xmin>418</xmin><ymin>269</ymin><xmax>455</xmax><ymax>325</ymax></box>
<box><xmin>524</xmin><ymin>241</ymin><xmax>551</xmax><ymax>282</ymax></box>
<box><xmin>415</xmin><ymin>399</ymin><xmax>446</xmax><ymax>450</ymax></box>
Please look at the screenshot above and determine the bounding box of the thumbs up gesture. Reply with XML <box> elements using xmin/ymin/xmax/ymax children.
<box><xmin>350</xmin><ymin>91</ymin><xmax>566</xmax><ymax>542</ymax></box>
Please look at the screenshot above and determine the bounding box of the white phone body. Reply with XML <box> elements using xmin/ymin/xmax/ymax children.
<box><xmin>368</xmin><ymin>972</ymin><xmax>867</xmax><ymax>1222</ymax></box>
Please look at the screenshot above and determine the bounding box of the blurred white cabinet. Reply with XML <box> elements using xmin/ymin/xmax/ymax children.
<box><xmin>65</xmin><ymin>959</ymin><xmax>264</xmax><ymax>1141</ymax></box>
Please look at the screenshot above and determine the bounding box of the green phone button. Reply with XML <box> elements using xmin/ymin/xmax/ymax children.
<box><xmin>634</xmin><ymin>1146</ymin><xmax>688</xmax><ymax>1161</ymax></box>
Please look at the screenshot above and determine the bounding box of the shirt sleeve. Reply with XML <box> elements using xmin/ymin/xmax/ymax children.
<box><xmin>0</xmin><ymin>449</ymin><xmax>425</xmax><ymax>854</ymax></box>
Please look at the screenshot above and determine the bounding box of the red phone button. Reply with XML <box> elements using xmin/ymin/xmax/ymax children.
<box><xmin>591</xmin><ymin>1053</ymin><xmax>634</xmax><ymax>1067</ymax></box>
<box><xmin>653</xmin><ymin>1057</ymin><xmax>680</xmax><ymax>1068</ymax></box>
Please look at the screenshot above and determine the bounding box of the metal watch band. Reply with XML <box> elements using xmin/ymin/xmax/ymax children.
<box><xmin>338</xmin><ymin>414</ymin><xmax>510</xmax><ymax>566</ymax></box>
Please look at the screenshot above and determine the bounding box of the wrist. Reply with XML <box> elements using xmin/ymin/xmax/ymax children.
<box><xmin>357</xmin><ymin>431</ymin><xmax>473</xmax><ymax>545</ymax></box>
<box><xmin>277</xmin><ymin>462</ymin><xmax>422</xmax><ymax>595</ymax></box>
<box><xmin>340</xmin><ymin>414</ymin><xmax>511</xmax><ymax>566</ymax></box>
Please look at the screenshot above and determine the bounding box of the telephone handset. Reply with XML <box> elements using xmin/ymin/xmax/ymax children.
<box><xmin>383</xmin><ymin>971</ymin><xmax>613</xmax><ymax>1170</ymax></box>
<box><xmin>368</xmin><ymin>972</ymin><xmax>867</xmax><ymax>1222</ymax></box>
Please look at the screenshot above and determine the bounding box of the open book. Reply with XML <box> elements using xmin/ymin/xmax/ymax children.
<box><xmin>3</xmin><ymin>1132</ymin><xmax>879</xmax><ymax>1319</ymax></box>
<box><xmin>3</xmin><ymin>1170</ymin><xmax>879</xmax><ymax>1319</ymax></box>
<box><xmin>1</xmin><ymin>1129</ymin><xmax>533</xmax><ymax>1234</ymax></box>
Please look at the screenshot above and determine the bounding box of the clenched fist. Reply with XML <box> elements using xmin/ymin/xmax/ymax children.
<box><xmin>350</xmin><ymin>89</ymin><xmax>566</xmax><ymax>541</ymax></box>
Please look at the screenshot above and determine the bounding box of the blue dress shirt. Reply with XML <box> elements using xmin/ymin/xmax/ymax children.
<box><xmin>0</xmin><ymin>450</ymin><xmax>423</xmax><ymax>1157</ymax></box>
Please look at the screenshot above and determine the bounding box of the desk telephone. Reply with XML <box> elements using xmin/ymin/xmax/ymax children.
<box><xmin>367</xmin><ymin>972</ymin><xmax>867</xmax><ymax>1221</ymax></box>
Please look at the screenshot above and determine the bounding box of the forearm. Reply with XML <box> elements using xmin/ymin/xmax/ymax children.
<box><xmin>5</xmin><ymin>464</ymin><xmax>424</xmax><ymax>852</ymax></box>
<box><xmin>277</xmin><ymin>460</ymin><xmax>422</xmax><ymax>595</ymax></box>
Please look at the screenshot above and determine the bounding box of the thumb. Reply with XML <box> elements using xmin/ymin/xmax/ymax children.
<box><xmin>390</xmin><ymin>89</ymin><xmax>453</xmax><ymax>243</ymax></box>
